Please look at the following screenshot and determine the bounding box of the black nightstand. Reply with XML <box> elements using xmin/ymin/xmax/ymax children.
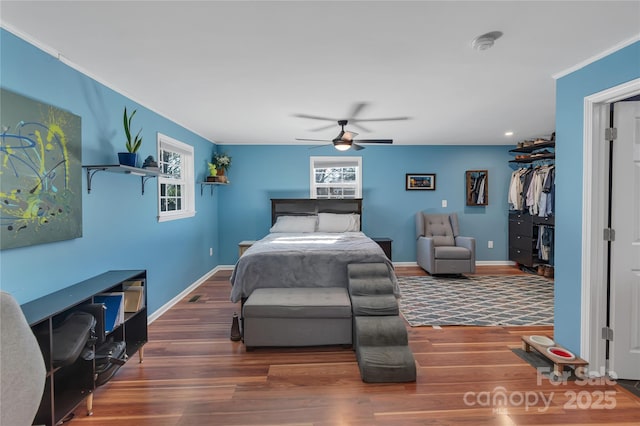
<box><xmin>372</xmin><ymin>237</ymin><xmax>392</xmax><ymax>261</ymax></box>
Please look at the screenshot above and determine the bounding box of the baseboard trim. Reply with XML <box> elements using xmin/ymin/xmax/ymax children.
<box><xmin>393</xmin><ymin>261</ymin><xmax>515</xmax><ymax>267</ymax></box>
<box><xmin>150</xmin><ymin>260</ymin><xmax>517</xmax><ymax>322</ymax></box>
<box><xmin>476</xmin><ymin>260</ymin><xmax>517</xmax><ymax>266</ymax></box>
<box><xmin>392</xmin><ymin>261</ymin><xmax>419</xmax><ymax>267</ymax></box>
<box><xmin>148</xmin><ymin>265</ymin><xmax>225</xmax><ymax>324</ymax></box>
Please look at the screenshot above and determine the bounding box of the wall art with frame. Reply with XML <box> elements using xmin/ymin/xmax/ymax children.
<box><xmin>0</xmin><ymin>89</ymin><xmax>83</xmax><ymax>250</ymax></box>
<box><xmin>406</xmin><ymin>173</ymin><xmax>436</xmax><ymax>190</ymax></box>
<box><xmin>465</xmin><ymin>170</ymin><xmax>488</xmax><ymax>206</ymax></box>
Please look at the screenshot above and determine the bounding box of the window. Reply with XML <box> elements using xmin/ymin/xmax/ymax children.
<box><xmin>310</xmin><ymin>156</ymin><xmax>362</xmax><ymax>199</ymax></box>
<box><xmin>157</xmin><ymin>133</ymin><xmax>195</xmax><ymax>222</ymax></box>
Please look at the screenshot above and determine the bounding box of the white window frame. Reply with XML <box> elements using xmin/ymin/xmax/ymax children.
<box><xmin>157</xmin><ymin>133</ymin><xmax>195</xmax><ymax>222</ymax></box>
<box><xmin>309</xmin><ymin>156</ymin><xmax>362</xmax><ymax>199</ymax></box>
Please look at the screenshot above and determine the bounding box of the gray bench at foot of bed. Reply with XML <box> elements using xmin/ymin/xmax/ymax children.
<box><xmin>242</xmin><ymin>287</ymin><xmax>353</xmax><ymax>349</ymax></box>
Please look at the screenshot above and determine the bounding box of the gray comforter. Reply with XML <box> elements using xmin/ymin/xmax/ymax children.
<box><xmin>230</xmin><ymin>232</ymin><xmax>398</xmax><ymax>302</ymax></box>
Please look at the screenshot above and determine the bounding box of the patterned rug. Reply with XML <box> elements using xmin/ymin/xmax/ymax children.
<box><xmin>398</xmin><ymin>275</ymin><xmax>553</xmax><ymax>327</ymax></box>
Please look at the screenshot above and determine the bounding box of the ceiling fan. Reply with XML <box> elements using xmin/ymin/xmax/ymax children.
<box><xmin>293</xmin><ymin>102</ymin><xmax>407</xmax><ymax>150</ymax></box>
<box><xmin>295</xmin><ymin>120</ymin><xmax>392</xmax><ymax>151</ymax></box>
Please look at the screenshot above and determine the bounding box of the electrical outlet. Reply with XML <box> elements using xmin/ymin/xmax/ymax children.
<box><xmin>488</xmin><ymin>240</ymin><xmax>494</xmax><ymax>249</ymax></box>
<box><xmin>442</xmin><ymin>199</ymin><xmax>447</xmax><ymax>208</ymax></box>
<box><xmin>209</xmin><ymin>247</ymin><xmax>213</xmax><ymax>256</ymax></box>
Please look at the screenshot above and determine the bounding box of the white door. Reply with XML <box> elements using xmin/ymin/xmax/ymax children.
<box><xmin>610</xmin><ymin>101</ymin><xmax>640</xmax><ymax>380</ymax></box>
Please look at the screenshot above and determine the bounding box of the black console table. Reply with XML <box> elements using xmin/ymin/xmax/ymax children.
<box><xmin>21</xmin><ymin>270</ymin><xmax>148</xmax><ymax>426</ymax></box>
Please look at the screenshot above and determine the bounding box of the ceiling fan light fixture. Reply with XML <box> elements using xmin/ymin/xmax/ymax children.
<box><xmin>334</xmin><ymin>141</ymin><xmax>352</xmax><ymax>151</ymax></box>
<box><xmin>472</xmin><ymin>31</ymin><xmax>503</xmax><ymax>51</ymax></box>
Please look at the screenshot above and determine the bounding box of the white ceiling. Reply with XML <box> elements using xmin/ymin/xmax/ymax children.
<box><xmin>2</xmin><ymin>1</ymin><xmax>639</xmax><ymax>147</ymax></box>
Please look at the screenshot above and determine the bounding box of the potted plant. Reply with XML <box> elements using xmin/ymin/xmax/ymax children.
<box><xmin>212</xmin><ymin>152</ymin><xmax>231</xmax><ymax>183</ymax></box>
<box><xmin>118</xmin><ymin>107</ymin><xmax>142</xmax><ymax>167</ymax></box>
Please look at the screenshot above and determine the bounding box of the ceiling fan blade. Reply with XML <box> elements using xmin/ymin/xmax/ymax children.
<box><xmin>354</xmin><ymin>139</ymin><xmax>393</xmax><ymax>144</ymax></box>
<box><xmin>351</xmin><ymin>116</ymin><xmax>410</xmax><ymax>122</ymax></box>
<box><xmin>351</xmin><ymin>143</ymin><xmax>365</xmax><ymax>151</ymax></box>
<box><xmin>295</xmin><ymin>138</ymin><xmax>332</xmax><ymax>142</ymax></box>
<box><xmin>347</xmin><ymin>102</ymin><xmax>368</xmax><ymax>119</ymax></box>
<box><xmin>309</xmin><ymin>144</ymin><xmax>330</xmax><ymax>149</ymax></box>
<box><xmin>309</xmin><ymin>123</ymin><xmax>339</xmax><ymax>132</ymax></box>
<box><xmin>349</xmin><ymin>122</ymin><xmax>371</xmax><ymax>133</ymax></box>
<box><xmin>292</xmin><ymin>113</ymin><xmax>337</xmax><ymax>122</ymax></box>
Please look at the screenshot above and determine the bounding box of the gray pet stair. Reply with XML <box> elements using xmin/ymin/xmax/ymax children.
<box><xmin>354</xmin><ymin>316</ymin><xmax>416</xmax><ymax>383</ymax></box>
<box><xmin>347</xmin><ymin>263</ymin><xmax>396</xmax><ymax>295</ymax></box>
<box><xmin>347</xmin><ymin>263</ymin><xmax>398</xmax><ymax>316</ymax></box>
<box><xmin>350</xmin><ymin>294</ymin><xmax>399</xmax><ymax>317</ymax></box>
<box><xmin>347</xmin><ymin>263</ymin><xmax>416</xmax><ymax>383</ymax></box>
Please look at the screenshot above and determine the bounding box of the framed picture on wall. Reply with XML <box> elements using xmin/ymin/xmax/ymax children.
<box><xmin>406</xmin><ymin>173</ymin><xmax>436</xmax><ymax>190</ymax></box>
<box><xmin>465</xmin><ymin>170</ymin><xmax>488</xmax><ymax>206</ymax></box>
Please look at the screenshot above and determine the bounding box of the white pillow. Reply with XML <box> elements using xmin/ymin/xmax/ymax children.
<box><xmin>317</xmin><ymin>213</ymin><xmax>360</xmax><ymax>232</ymax></box>
<box><xmin>269</xmin><ymin>215</ymin><xmax>317</xmax><ymax>233</ymax></box>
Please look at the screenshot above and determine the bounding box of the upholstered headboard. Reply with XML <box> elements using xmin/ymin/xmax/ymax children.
<box><xmin>271</xmin><ymin>198</ymin><xmax>362</xmax><ymax>229</ymax></box>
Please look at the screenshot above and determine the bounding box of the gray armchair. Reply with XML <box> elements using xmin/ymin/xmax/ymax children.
<box><xmin>416</xmin><ymin>212</ymin><xmax>476</xmax><ymax>275</ymax></box>
<box><xmin>1</xmin><ymin>291</ymin><xmax>46</xmax><ymax>426</ymax></box>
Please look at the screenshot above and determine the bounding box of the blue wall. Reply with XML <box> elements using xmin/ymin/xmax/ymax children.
<box><xmin>554</xmin><ymin>41</ymin><xmax>640</xmax><ymax>353</ymax></box>
<box><xmin>216</xmin><ymin>144</ymin><xmax>514</xmax><ymax>265</ymax></box>
<box><xmin>1</xmin><ymin>27</ymin><xmax>520</xmax><ymax>315</ymax></box>
<box><xmin>0</xmin><ymin>29</ymin><xmax>220</xmax><ymax>311</ymax></box>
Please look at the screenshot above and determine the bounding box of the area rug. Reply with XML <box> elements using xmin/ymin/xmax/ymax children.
<box><xmin>398</xmin><ymin>275</ymin><xmax>553</xmax><ymax>326</ymax></box>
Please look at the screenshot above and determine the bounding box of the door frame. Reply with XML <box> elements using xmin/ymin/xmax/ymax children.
<box><xmin>581</xmin><ymin>77</ymin><xmax>640</xmax><ymax>374</ymax></box>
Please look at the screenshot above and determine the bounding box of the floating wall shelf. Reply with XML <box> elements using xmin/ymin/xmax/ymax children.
<box><xmin>82</xmin><ymin>165</ymin><xmax>162</xmax><ymax>195</ymax></box>
<box><xmin>200</xmin><ymin>181</ymin><xmax>228</xmax><ymax>196</ymax></box>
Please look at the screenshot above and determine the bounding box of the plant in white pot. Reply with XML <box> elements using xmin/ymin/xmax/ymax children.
<box><xmin>118</xmin><ymin>107</ymin><xmax>142</xmax><ymax>167</ymax></box>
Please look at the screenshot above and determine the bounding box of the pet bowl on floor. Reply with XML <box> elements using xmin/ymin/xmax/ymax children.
<box><xmin>546</xmin><ymin>346</ymin><xmax>575</xmax><ymax>360</ymax></box>
<box><xmin>529</xmin><ymin>335</ymin><xmax>554</xmax><ymax>346</ymax></box>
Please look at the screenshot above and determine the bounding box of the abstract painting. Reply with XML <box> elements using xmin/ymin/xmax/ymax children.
<box><xmin>1</xmin><ymin>89</ymin><xmax>82</xmax><ymax>249</ymax></box>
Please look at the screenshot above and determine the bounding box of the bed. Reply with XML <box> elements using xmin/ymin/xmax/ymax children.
<box><xmin>229</xmin><ymin>198</ymin><xmax>397</xmax><ymax>303</ymax></box>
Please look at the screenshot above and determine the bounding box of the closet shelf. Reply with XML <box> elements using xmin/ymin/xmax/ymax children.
<box><xmin>509</xmin><ymin>140</ymin><xmax>555</xmax><ymax>153</ymax></box>
<box><xmin>508</xmin><ymin>153</ymin><xmax>555</xmax><ymax>164</ymax></box>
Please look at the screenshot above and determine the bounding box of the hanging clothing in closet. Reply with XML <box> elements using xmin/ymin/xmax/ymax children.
<box><xmin>539</xmin><ymin>166</ymin><xmax>555</xmax><ymax>218</ymax></box>
<box><xmin>537</xmin><ymin>225</ymin><xmax>554</xmax><ymax>265</ymax></box>
<box><xmin>508</xmin><ymin>168</ymin><xmax>528</xmax><ymax>211</ymax></box>
<box><xmin>508</xmin><ymin>165</ymin><xmax>555</xmax><ymax>217</ymax></box>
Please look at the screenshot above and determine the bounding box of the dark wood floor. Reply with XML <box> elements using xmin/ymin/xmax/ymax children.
<box><xmin>72</xmin><ymin>266</ymin><xmax>640</xmax><ymax>425</ymax></box>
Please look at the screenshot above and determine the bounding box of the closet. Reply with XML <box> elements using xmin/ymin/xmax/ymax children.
<box><xmin>508</xmin><ymin>137</ymin><xmax>555</xmax><ymax>272</ymax></box>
